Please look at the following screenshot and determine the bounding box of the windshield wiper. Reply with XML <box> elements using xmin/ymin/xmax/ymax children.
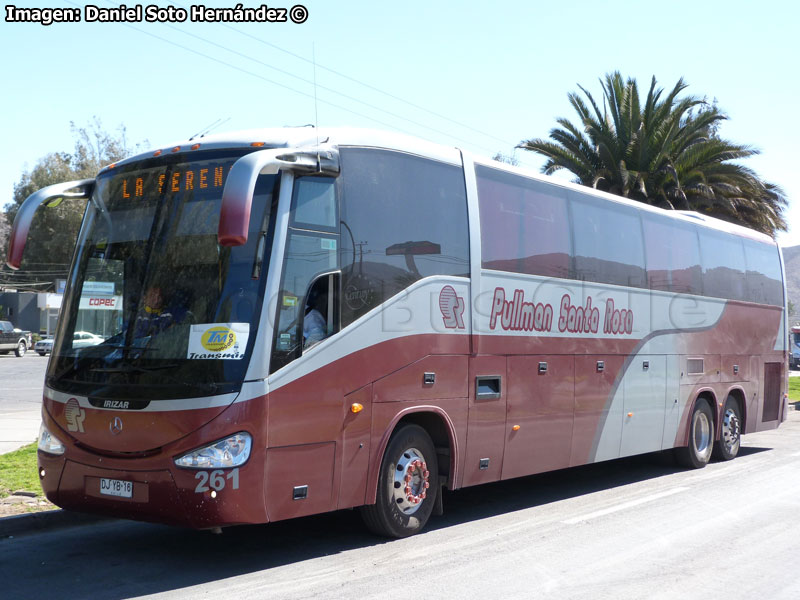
<box><xmin>95</xmin><ymin>343</ymin><xmax>159</xmax><ymax>353</ymax></box>
<box><xmin>90</xmin><ymin>363</ymin><xmax>218</xmax><ymax>394</ymax></box>
<box><xmin>91</xmin><ymin>364</ymin><xmax>177</xmax><ymax>373</ymax></box>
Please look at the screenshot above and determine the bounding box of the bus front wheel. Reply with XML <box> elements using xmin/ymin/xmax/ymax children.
<box><xmin>675</xmin><ymin>399</ymin><xmax>714</xmax><ymax>469</ymax></box>
<box><xmin>361</xmin><ymin>424</ymin><xmax>439</xmax><ymax>538</ymax></box>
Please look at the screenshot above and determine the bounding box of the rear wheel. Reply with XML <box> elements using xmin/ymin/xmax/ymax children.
<box><xmin>713</xmin><ymin>396</ymin><xmax>741</xmax><ymax>461</ymax></box>
<box><xmin>361</xmin><ymin>424</ymin><xmax>438</xmax><ymax>538</ymax></box>
<box><xmin>675</xmin><ymin>399</ymin><xmax>714</xmax><ymax>469</ymax></box>
<box><xmin>14</xmin><ymin>340</ymin><xmax>26</xmax><ymax>357</ymax></box>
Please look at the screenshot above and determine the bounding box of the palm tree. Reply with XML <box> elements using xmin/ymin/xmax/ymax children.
<box><xmin>519</xmin><ymin>72</ymin><xmax>787</xmax><ymax>235</ymax></box>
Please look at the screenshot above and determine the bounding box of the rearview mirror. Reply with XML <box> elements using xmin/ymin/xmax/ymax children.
<box><xmin>7</xmin><ymin>179</ymin><xmax>94</xmax><ymax>270</ymax></box>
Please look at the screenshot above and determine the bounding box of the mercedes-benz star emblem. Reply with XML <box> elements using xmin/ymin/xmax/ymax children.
<box><xmin>110</xmin><ymin>416</ymin><xmax>123</xmax><ymax>435</ymax></box>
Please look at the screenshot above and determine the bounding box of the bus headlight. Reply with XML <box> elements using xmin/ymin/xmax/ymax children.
<box><xmin>174</xmin><ymin>432</ymin><xmax>252</xmax><ymax>468</ymax></box>
<box><xmin>38</xmin><ymin>423</ymin><xmax>65</xmax><ymax>455</ymax></box>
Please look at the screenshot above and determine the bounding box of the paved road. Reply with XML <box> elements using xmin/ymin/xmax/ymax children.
<box><xmin>2</xmin><ymin>408</ymin><xmax>799</xmax><ymax>599</ymax></box>
<box><xmin>0</xmin><ymin>352</ymin><xmax>47</xmax><ymax>453</ymax></box>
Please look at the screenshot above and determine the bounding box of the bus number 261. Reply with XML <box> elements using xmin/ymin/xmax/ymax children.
<box><xmin>194</xmin><ymin>469</ymin><xmax>239</xmax><ymax>493</ymax></box>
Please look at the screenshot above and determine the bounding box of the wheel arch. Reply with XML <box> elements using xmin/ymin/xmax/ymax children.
<box><xmin>680</xmin><ymin>388</ymin><xmax>717</xmax><ymax>447</ymax></box>
<box><xmin>365</xmin><ymin>406</ymin><xmax>459</xmax><ymax>505</ymax></box>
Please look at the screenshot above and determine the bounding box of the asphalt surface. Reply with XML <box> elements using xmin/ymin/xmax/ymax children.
<box><xmin>2</xmin><ymin>407</ymin><xmax>799</xmax><ymax>599</ymax></box>
<box><xmin>0</xmin><ymin>351</ymin><xmax>47</xmax><ymax>453</ymax></box>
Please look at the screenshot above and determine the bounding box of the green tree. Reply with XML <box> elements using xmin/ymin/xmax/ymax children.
<box><xmin>519</xmin><ymin>72</ymin><xmax>787</xmax><ymax>236</ymax></box>
<box><xmin>1</xmin><ymin>118</ymin><xmax>145</xmax><ymax>290</ymax></box>
<box><xmin>491</xmin><ymin>151</ymin><xmax>520</xmax><ymax>166</ymax></box>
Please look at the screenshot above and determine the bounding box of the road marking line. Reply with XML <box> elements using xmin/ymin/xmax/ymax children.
<box><xmin>790</xmin><ymin>451</ymin><xmax>800</xmax><ymax>458</ymax></box>
<box><xmin>562</xmin><ymin>487</ymin><xmax>690</xmax><ymax>525</ymax></box>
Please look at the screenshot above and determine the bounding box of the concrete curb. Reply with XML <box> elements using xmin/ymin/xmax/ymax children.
<box><xmin>0</xmin><ymin>509</ymin><xmax>115</xmax><ymax>538</ymax></box>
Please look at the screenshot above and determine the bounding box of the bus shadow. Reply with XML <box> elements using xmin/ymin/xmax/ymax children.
<box><xmin>2</xmin><ymin>447</ymin><xmax>774</xmax><ymax>600</ymax></box>
<box><xmin>433</xmin><ymin>445</ymin><xmax>773</xmax><ymax>531</ymax></box>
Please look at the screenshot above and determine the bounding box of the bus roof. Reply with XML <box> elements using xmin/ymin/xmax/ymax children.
<box><xmin>108</xmin><ymin>126</ymin><xmax>776</xmax><ymax>246</ymax></box>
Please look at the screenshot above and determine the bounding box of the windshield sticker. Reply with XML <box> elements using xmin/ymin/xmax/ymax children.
<box><xmin>187</xmin><ymin>323</ymin><xmax>250</xmax><ymax>360</ymax></box>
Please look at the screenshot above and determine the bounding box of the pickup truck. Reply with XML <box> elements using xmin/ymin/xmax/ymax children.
<box><xmin>0</xmin><ymin>320</ymin><xmax>33</xmax><ymax>357</ymax></box>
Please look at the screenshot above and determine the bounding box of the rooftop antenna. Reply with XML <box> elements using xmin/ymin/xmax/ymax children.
<box><xmin>313</xmin><ymin>43</ymin><xmax>321</xmax><ymax>170</ymax></box>
<box><xmin>189</xmin><ymin>117</ymin><xmax>231</xmax><ymax>141</ymax></box>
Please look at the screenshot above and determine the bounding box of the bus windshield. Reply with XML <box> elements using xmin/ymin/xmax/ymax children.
<box><xmin>47</xmin><ymin>149</ymin><xmax>278</xmax><ymax>400</ymax></box>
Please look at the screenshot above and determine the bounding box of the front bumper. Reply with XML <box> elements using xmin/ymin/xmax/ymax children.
<box><xmin>37</xmin><ymin>403</ymin><xmax>268</xmax><ymax>529</ymax></box>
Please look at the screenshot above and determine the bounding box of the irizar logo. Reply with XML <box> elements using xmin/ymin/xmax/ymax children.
<box><xmin>201</xmin><ymin>327</ymin><xmax>236</xmax><ymax>352</ymax></box>
<box><xmin>103</xmin><ymin>400</ymin><xmax>130</xmax><ymax>409</ymax></box>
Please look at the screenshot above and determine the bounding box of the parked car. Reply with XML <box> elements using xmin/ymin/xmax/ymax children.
<box><xmin>35</xmin><ymin>336</ymin><xmax>54</xmax><ymax>356</ymax></box>
<box><xmin>73</xmin><ymin>331</ymin><xmax>104</xmax><ymax>348</ymax></box>
<box><xmin>35</xmin><ymin>331</ymin><xmax>105</xmax><ymax>356</ymax></box>
<box><xmin>0</xmin><ymin>320</ymin><xmax>33</xmax><ymax>357</ymax></box>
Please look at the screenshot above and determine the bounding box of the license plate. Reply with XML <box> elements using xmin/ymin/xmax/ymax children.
<box><xmin>100</xmin><ymin>478</ymin><xmax>133</xmax><ymax>498</ymax></box>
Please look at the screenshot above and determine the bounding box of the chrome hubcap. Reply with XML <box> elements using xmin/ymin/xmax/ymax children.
<box><xmin>392</xmin><ymin>447</ymin><xmax>430</xmax><ymax>515</ymax></box>
<box><xmin>694</xmin><ymin>411</ymin><xmax>712</xmax><ymax>459</ymax></box>
<box><xmin>722</xmin><ymin>407</ymin><xmax>740</xmax><ymax>454</ymax></box>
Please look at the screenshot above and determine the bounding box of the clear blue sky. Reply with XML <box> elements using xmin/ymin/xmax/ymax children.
<box><xmin>2</xmin><ymin>0</ymin><xmax>798</xmax><ymax>246</ymax></box>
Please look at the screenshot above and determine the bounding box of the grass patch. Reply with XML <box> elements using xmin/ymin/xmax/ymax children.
<box><xmin>0</xmin><ymin>443</ymin><xmax>42</xmax><ymax>498</ymax></box>
<box><xmin>789</xmin><ymin>377</ymin><xmax>800</xmax><ymax>404</ymax></box>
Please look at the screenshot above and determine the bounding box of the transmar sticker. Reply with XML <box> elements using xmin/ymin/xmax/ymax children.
<box><xmin>187</xmin><ymin>323</ymin><xmax>250</xmax><ymax>360</ymax></box>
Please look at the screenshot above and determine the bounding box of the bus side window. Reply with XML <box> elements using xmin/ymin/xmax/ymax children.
<box><xmin>338</xmin><ymin>148</ymin><xmax>470</xmax><ymax>327</ymax></box>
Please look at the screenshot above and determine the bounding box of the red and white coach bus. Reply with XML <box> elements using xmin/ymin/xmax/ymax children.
<box><xmin>8</xmin><ymin>128</ymin><xmax>788</xmax><ymax>537</ymax></box>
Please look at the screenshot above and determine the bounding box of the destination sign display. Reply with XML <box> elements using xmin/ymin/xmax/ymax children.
<box><xmin>113</xmin><ymin>164</ymin><xmax>231</xmax><ymax>200</ymax></box>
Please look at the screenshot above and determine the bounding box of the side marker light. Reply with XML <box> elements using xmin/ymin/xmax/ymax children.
<box><xmin>351</xmin><ymin>403</ymin><xmax>363</xmax><ymax>414</ymax></box>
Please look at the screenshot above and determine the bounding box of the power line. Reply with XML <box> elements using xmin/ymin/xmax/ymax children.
<box><xmin>90</xmin><ymin>0</ymin><xmax>536</xmax><ymax>164</ymax></box>
<box><xmin>167</xmin><ymin>0</ymin><xmax>520</xmax><ymax>150</ymax></box>
<box><xmin>159</xmin><ymin>19</ymin><xmax>498</xmax><ymax>152</ymax></box>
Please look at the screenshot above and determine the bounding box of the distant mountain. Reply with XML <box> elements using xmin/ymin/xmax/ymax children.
<box><xmin>784</xmin><ymin>245</ymin><xmax>800</xmax><ymax>322</ymax></box>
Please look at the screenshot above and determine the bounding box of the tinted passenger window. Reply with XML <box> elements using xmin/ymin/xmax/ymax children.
<box><xmin>642</xmin><ymin>214</ymin><xmax>703</xmax><ymax>295</ymax></box>
<box><xmin>476</xmin><ymin>165</ymin><xmax>570</xmax><ymax>278</ymax></box>
<box><xmin>743</xmin><ymin>240</ymin><xmax>783</xmax><ymax>306</ymax></box>
<box><xmin>338</xmin><ymin>148</ymin><xmax>469</xmax><ymax>326</ymax></box>
<box><xmin>571</xmin><ymin>194</ymin><xmax>646</xmax><ymax>288</ymax></box>
<box><xmin>698</xmin><ymin>229</ymin><xmax>746</xmax><ymax>301</ymax></box>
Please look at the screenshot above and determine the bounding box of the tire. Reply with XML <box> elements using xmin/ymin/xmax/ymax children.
<box><xmin>713</xmin><ymin>396</ymin><xmax>742</xmax><ymax>461</ymax></box>
<box><xmin>675</xmin><ymin>399</ymin><xmax>714</xmax><ymax>469</ymax></box>
<box><xmin>14</xmin><ymin>340</ymin><xmax>27</xmax><ymax>357</ymax></box>
<box><xmin>361</xmin><ymin>424</ymin><xmax>439</xmax><ymax>538</ymax></box>
<box><xmin>37</xmin><ymin>352</ymin><xmax>46</xmax><ymax>357</ymax></box>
